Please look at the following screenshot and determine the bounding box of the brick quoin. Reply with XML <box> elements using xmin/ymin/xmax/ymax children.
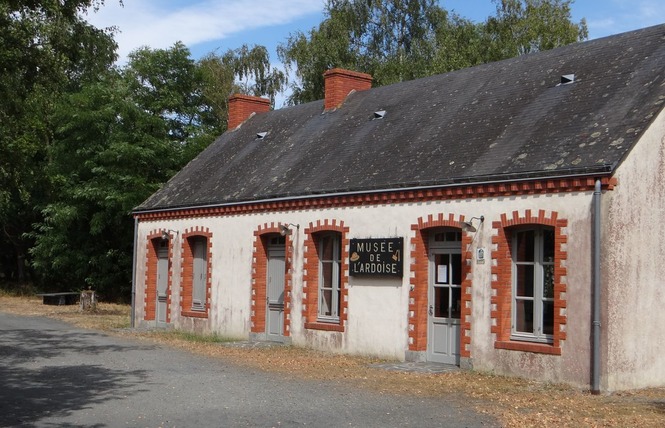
<box><xmin>251</xmin><ymin>223</ymin><xmax>293</xmax><ymax>337</ymax></box>
<box><xmin>303</xmin><ymin>220</ymin><xmax>349</xmax><ymax>332</ymax></box>
<box><xmin>409</xmin><ymin>214</ymin><xmax>473</xmax><ymax>358</ymax></box>
<box><xmin>180</xmin><ymin>227</ymin><xmax>213</xmax><ymax>319</ymax></box>
<box><xmin>491</xmin><ymin>210</ymin><xmax>567</xmax><ymax>355</ymax></box>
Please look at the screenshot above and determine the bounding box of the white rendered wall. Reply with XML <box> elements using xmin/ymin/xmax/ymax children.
<box><xmin>137</xmin><ymin>191</ymin><xmax>595</xmax><ymax>380</ymax></box>
<box><xmin>465</xmin><ymin>192</ymin><xmax>594</xmax><ymax>388</ymax></box>
<box><xmin>602</xmin><ymin>108</ymin><xmax>665</xmax><ymax>391</ymax></box>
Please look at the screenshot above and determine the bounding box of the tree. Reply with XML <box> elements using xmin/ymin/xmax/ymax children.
<box><xmin>220</xmin><ymin>44</ymin><xmax>287</xmax><ymax>105</ymax></box>
<box><xmin>199</xmin><ymin>45</ymin><xmax>286</xmax><ymax>117</ymax></box>
<box><xmin>278</xmin><ymin>0</ymin><xmax>587</xmax><ymax>105</ymax></box>
<box><xmin>279</xmin><ymin>0</ymin><xmax>459</xmax><ymax>103</ymax></box>
<box><xmin>194</xmin><ymin>44</ymin><xmax>287</xmax><ymax>157</ymax></box>
<box><xmin>30</xmin><ymin>43</ymin><xmax>202</xmax><ymax>299</ymax></box>
<box><xmin>0</xmin><ymin>0</ymin><xmax>117</xmax><ymax>283</ymax></box>
<box><xmin>277</xmin><ymin>12</ymin><xmax>359</xmax><ymax>105</ymax></box>
<box><xmin>481</xmin><ymin>0</ymin><xmax>588</xmax><ymax>61</ymax></box>
<box><xmin>30</xmin><ymin>71</ymin><xmax>181</xmax><ymax>299</ymax></box>
<box><xmin>124</xmin><ymin>42</ymin><xmax>204</xmax><ymax>151</ymax></box>
<box><xmin>29</xmin><ymin>42</ymin><xmax>285</xmax><ymax>300</ymax></box>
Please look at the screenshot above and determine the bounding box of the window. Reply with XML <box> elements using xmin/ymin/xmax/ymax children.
<box><xmin>511</xmin><ymin>227</ymin><xmax>554</xmax><ymax>343</ymax></box>
<box><xmin>318</xmin><ymin>232</ymin><xmax>341</xmax><ymax>321</ymax></box>
<box><xmin>303</xmin><ymin>222</ymin><xmax>348</xmax><ymax>332</ymax></box>
<box><xmin>492</xmin><ymin>211</ymin><xmax>566</xmax><ymax>354</ymax></box>
<box><xmin>191</xmin><ymin>236</ymin><xmax>208</xmax><ymax>311</ymax></box>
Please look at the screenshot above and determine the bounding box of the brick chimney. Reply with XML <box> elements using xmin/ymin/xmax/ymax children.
<box><xmin>227</xmin><ymin>94</ymin><xmax>271</xmax><ymax>131</ymax></box>
<box><xmin>323</xmin><ymin>68</ymin><xmax>372</xmax><ymax>111</ymax></box>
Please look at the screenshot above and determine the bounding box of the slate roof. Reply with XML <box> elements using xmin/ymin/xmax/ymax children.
<box><xmin>136</xmin><ymin>24</ymin><xmax>665</xmax><ymax>212</ymax></box>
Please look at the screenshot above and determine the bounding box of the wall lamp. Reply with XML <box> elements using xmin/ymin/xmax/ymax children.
<box><xmin>461</xmin><ymin>216</ymin><xmax>484</xmax><ymax>233</ymax></box>
<box><xmin>161</xmin><ymin>229</ymin><xmax>179</xmax><ymax>241</ymax></box>
<box><xmin>279</xmin><ymin>223</ymin><xmax>300</xmax><ymax>236</ymax></box>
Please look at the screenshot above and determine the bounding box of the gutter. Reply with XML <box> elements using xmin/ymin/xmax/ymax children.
<box><xmin>592</xmin><ymin>179</ymin><xmax>602</xmax><ymax>393</ymax></box>
<box><xmin>133</xmin><ymin>169</ymin><xmax>613</xmax><ymax>216</ymax></box>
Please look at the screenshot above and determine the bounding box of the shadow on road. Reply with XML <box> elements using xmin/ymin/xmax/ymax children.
<box><xmin>0</xmin><ymin>327</ymin><xmax>152</xmax><ymax>427</ymax></box>
<box><xmin>0</xmin><ymin>328</ymin><xmax>155</xmax><ymax>362</ymax></box>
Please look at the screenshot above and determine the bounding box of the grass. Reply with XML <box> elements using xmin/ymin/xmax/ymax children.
<box><xmin>1</xmin><ymin>294</ymin><xmax>664</xmax><ymax>427</ymax></box>
<box><xmin>151</xmin><ymin>329</ymin><xmax>237</xmax><ymax>344</ymax></box>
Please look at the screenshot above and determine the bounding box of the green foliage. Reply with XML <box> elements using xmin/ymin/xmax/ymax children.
<box><xmin>30</xmin><ymin>72</ymin><xmax>179</xmax><ymax>298</ymax></box>
<box><xmin>278</xmin><ymin>0</ymin><xmax>587</xmax><ymax>104</ymax></box>
<box><xmin>199</xmin><ymin>44</ymin><xmax>287</xmax><ymax>113</ymax></box>
<box><xmin>26</xmin><ymin>41</ymin><xmax>284</xmax><ymax>300</ymax></box>
<box><xmin>124</xmin><ymin>42</ymin><xmax>204</xmax><ymax>147</ymax></box>
<box><xmin>221</xmin><ymin>44</ymin><xmax>287</xmax><ymax>104</ymax></box>
<box><xmin>278</xmin><ymin>0</ymin><xmax>483</xmax><ymax>103</ymax></box>
<box><xmin>0</xmin><ymin>0</ymin><xmax>117</xmax><ymax>283</ymax></box>
<box><xmin>481</xmin><ymin>0</ymin><xmax>588</xmax><ymax>61</ymax></box>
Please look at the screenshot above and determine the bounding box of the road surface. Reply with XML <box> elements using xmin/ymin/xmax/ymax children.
<box><xmin>0</xmin><ymin>312</ymin><xmax>498</xmax><ymax>427</ymax></box>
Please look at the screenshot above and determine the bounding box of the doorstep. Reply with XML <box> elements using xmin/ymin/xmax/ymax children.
<box><xmin>370</xmin><ymin>361</ymin><xmax>460</xmax><ymax>374</ymax></box>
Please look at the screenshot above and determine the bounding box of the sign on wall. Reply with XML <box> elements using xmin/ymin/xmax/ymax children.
<box><xmin>349</xmin><ymin>238</ymin><xmax>403</xmax><ymax>277</ymax></box>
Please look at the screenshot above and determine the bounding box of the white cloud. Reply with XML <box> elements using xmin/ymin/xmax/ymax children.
<box><xmin>587</xmin><ymin>0</ymin><xmax>665</xmax><ymax>38</ymax></box>
<box><xmin>84</xmin><ymin>0</ymin><xmax>324</xmax><ymax>63</ymax></box>
<box><xmin>586</xmin><ymin>18</ymin><xmax>615</xmax><ymax>33</ymax></box>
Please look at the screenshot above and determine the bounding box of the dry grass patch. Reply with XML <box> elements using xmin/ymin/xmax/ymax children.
<box><xmin>0</xmin><ymin>294</ymin><xmax>130</xmax><ymax>330</ymax></box>
<box><xmin>2</xmin><ymin>294</ymin><xmax>664</xmax><ymax>427</ymax></box>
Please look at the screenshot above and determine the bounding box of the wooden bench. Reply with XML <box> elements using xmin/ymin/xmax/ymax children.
<box><xmin>36</xmin><ymin>292</ymin><xmax>80</xmax><ymax>306</ymax></box>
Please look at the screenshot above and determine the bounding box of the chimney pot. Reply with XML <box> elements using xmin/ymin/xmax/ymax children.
<box><xmin>323</xmin><ymin>68</ymin><xmax>372</xmax><ymax>111</ymax></box>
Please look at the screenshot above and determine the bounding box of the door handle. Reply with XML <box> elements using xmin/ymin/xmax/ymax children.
<box><xmin>429</xmin><ymin>305</ymin><xmax>433</xmax><ymax>316</ymax></box>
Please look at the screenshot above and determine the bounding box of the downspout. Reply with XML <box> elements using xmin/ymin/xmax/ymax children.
<box><xmin>592</xmin><ymin>179</ymin><xmax>602</xmax><ymax>394</ymax></box>
<box><xmin>130</xmin><ymin>216</ymin><xmax>138</xmax><ymax>328</ymax></box>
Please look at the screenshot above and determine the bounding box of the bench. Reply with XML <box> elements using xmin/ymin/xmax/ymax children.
<box><xmin>36</xmin><ymin>292</ymin><xmax>80</xmax><ymax>306</ymax></box>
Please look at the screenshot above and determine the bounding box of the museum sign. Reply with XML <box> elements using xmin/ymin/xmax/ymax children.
<box><xmin>349</xmin><ymin>238</ymin><xmax>403</xmax><ymax>276</ymax></box>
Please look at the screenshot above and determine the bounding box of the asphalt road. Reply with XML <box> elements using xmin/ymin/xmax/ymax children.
<box><xmin>0</xmin><ymin>312</ymin><xmax>498</xmax><ymax>427</ymax></box>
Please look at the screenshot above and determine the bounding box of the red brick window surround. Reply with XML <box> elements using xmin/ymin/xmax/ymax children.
<box><xmin>409</xmin><ymin>214</ymin><xmax>473</xmax><ymax>358</ymax></box>
<box><xmin>250</xmin><ymin>224</ymin><xmax>293</xmax><ymax>336</ymax></box>
<box><xmin>180</xmin><ymin>228</ymin><xmax>213</xmax><ymax>319</ymax></box>
<box><xmin>143</xmin><ymin>231</ymin><xmax>174</xmax><ymax>322</ymax></box>
<box><xmin>492</xmin><ymin>210</ymin><xmax>567</xmax><ymax>355</ymax></box>
<box><xmin>303</xmin><ymin>220</ymin><xmax>349</xmax><ymax>332</ymax></box>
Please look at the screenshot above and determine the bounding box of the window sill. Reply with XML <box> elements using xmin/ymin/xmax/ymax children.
<box><xmin>304</xmin><ymin>321</ymin><xmax>344</xmax><ymax>332</ymax></box>
<box><xmin>182</xmin><ymin>310</ymin><xmax>208</xmax><ymax>319</ymax></box>
<box><xmin>495</xmin><ymin>340</ymin><xmax>561</xmax><ymax>355</ymax></box>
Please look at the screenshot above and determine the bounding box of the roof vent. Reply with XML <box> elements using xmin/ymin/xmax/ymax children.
<box><xmin>256</xmin><ymin>131</ymin><xmax>268</xmax><ymax>140</ymax></box>
<box><xmin>559</xmin><ymin>74</ymin><xmax>575</xmax><ymax>85</ymax></box>
<box><xmin>373</xmin><ymin>110</ymin><xmax>386</xmax><ymax>119</ymax></box>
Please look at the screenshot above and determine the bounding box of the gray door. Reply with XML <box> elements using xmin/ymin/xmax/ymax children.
<box><xmin>427</xmin><ymin>233</ymin><xmax>462</xmax><ymax>364</ymax></box>
<box><xmin>156</xmin><ymin>243</ymin><xmax>169</xmax><ymax>326</ymax></box>
<box><xmin>266</xmin><ymin>241</ymin><xmax>286</xmax><ymax>342</ymax></box>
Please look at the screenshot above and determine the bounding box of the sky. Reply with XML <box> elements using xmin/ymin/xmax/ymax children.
<box><xmin>84</xmin><ymin>0</ymin><xmax>665</xmax><ymax>107</ymax></box>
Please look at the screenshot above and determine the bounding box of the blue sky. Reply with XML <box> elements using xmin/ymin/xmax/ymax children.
<box><xmin>85</xmin><ymin>0</ymin><xmax>664</xmax><ymax>106</ymax></box>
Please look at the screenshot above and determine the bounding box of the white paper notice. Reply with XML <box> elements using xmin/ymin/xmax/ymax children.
<box><xmin>437</xmin><ymin>265</ymin><xmax>448</xmax><ymax>283</ymax></box>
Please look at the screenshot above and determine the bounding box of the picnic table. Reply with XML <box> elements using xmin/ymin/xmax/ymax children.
<box><xmin>36</xmin><ymin>292</ymin><xmax>80</xmax><ymax>306</ymax></box>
